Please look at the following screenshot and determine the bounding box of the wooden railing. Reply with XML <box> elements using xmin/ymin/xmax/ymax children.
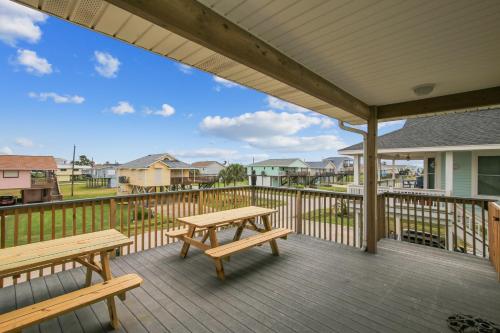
<box><xmin>1</xmin><ymin>185</ymin><xmax>495</xmax><ymax>286</ymax></box>
<box><xmin>379</xmin><ymin>192</ymin><xmax>492</xmax><ymax>257</ymax></box>
<box><xmin>253</xmin><ymin>186</ymin><xmax>364</xmax><ymax>247</ymax></box>
<box><xmin>489</xmin><ymin>202</ymin><xmax>500</xmax><ymax>280</ymax></box>
<box><xmin>30</xmin><ymin>177</ymin><xmax>54</xmax><ymax>188</ymax></box>
<box><xmin>0</xmin><ymin>186</ymin><xmax>363</xmax><ymax>286</ymax></box>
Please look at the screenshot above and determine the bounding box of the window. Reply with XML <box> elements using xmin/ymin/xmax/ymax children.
<box><xmin>60</xmin><ymin>168</ymin><xmax>67</xmax><ymax>172</ymax></box>
<box><xmin>3</xmin><ymin>170</ymin><xmax>19</xmax><ymax>178</ymax></box>
<box><xmin>427</xmin><ymin>158</ymin><xmax>435</xmax><ymax>189</ymax></box>
<box><xmin>478</xmin><ymin>156</ymin><xmax>500</xmax><ymax>196</ymax></box>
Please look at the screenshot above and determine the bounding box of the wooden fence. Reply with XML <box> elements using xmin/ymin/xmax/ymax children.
<box><xmin>489</xmin><ymin>202</ymin><xmax>500</xmax><ymax>281</ymax></box>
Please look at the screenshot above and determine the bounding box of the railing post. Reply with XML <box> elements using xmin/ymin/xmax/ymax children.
<box><xmin>377</xmin><ymin>194</ymin><xmax>385</xmax><ymax>241</ymax></box>
<box><xmin>488</xmin><ymin>202</ymin><xmax>500</xmax><ymax>281</ymax></box>
<box><xmin>295</xmin><ymin>190</ymin><xmax>302</xmax><ymax>234</ymax></box>
<box><xmin>251</xmin><ymin>186</ymin><xmax>256</xmax><ymax>206</ymax></box>
<box><xmin>109</xmin><ymin>198</ymin><xmax>116</xmax><ymax>230</ymax></box>
<box><xmin>198</xmin><ymin>190</ymin><xmax>204</xmax><ymax>215</ymax></box>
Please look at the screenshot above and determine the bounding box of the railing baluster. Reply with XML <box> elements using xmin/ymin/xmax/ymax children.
<box><xmin>462</xmin><ymin>202</ymin><xmax>467</xmax><ymax>254</ymax></box>
<box><xmin>453</xmin><ymin>199</ymin><xmax>458</xmax><ymax>251</ymax></box>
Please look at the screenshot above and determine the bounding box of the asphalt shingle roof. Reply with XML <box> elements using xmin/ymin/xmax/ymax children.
<box><xmin>163</xmin><ymin>161</ymin><xmax>193</xmax><ymax>169</ymax></box>
<box><xmin>0</xmin><ymin>155</ymin><xmax>57</xmax><ymax>171</ymax></box>
<box><xmin>248</xmin><ymin>159</ymin><xmax>302</xmax><ymax>167</ymax></box>
<box><xmin>306</xmin><ymin>161</ymin><xmax>330</xmax><ymax>168</ymax></box>
<box><xmin>339</xmin><ymin>109</ymin><xmax>500</xmax><ymax>152</ymax></box>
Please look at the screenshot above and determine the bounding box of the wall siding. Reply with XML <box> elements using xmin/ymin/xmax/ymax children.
<box><xmin>453</xmin><ymin>151</ymin><xmax>472</xmax><ymax>197</ymax></box>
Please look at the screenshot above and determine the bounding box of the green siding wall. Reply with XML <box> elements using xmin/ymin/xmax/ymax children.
<box><xmin>452</xmin><ymin>152</ymin><xmax>472</xmax><ymax>197</ymax></box>
<box><xmin>440</xmin><ymin>152</ymin><xmax>446</xmax><ymax>190</ymax></box>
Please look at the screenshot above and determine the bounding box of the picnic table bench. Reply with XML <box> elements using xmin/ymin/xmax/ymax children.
<box><xmin>166</xmin><ymin>206</ymin><xmax>292</xmax><ymax>280</ymax></box>
<box><xmin>0</xmin><ymin>229</ymin><xmax>142</xmax><ymax>332</ymax></box>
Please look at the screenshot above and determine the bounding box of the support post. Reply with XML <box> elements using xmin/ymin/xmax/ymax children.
<box><xmin>353</xmin><ymin>155</ymin><xmax>360</xmax><ymax>185</ymax></box>
<box><xmin>365</xmin><ymin>107</ymin><xmax>378</xmax><ymax>253</ymax></box>
<box><xmin>296</xmin><ymin>190</ymin><xmax>303</xmax><ymax>234</ymax></box>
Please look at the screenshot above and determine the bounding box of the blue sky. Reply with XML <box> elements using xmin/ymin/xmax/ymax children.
<box><xmin>0</xmin><ymin>0</ymin><xmax>405</xmax><ymax>164</ymax></box>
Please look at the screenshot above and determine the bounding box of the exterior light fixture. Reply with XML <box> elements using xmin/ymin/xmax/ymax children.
<box><xmin>412</xmin><ymin>83</ymin><xmax>435</xmax><ymax>96</ymax></box>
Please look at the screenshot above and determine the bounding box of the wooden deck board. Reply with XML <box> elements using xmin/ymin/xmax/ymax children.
<box><xmin>0</xmin><ymin>232</ymin><xmax>499</xmax><ymax>333</ymax></box>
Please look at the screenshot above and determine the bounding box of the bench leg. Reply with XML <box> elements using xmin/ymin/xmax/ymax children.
<box><xmin>262</xmin><ymin>215</ymin><xmax>279</xmax><ymax>256</ymax></box>
<box><xmin>180</xmin><ymin>226</ymin><xmax>195</xmax><ymax>258</ymax></box>
<box><xmin>208</xmin><ymin>228</ymin><xmax>225</xmax><ymax>280</ymax></box>
<box><xmin>100</xmin><ymin>251</ymin><xmax>119</xmax><ymax>329</ymax></box>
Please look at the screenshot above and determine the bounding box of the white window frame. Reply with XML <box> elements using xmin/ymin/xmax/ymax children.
<box><xmin>471</xmin><ymin>150</ymin><xmax>500</xmax><ymax>199</ymax></box>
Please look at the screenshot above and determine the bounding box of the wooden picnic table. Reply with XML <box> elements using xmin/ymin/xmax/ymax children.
<box><xmin>0</xmin><ymin>229</ymin><xmax>133</xmax><ymax>329</ymax></box>
<box><xmin>171</xmin><ymin>206</ymin><xmax>292</xmax><ymax>279</ymax></box>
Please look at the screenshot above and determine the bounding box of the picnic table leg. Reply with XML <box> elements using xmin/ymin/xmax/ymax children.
<box><xmin>100</xmin><ymin>250</ymin><xmax>119</xmax><ymax>329</ymax></box>
<box><xmin>208</xmin><ymin>227</ymin><xmax>225</xmax><ymax>280</ymax></box>
<box><xmin>226</xmin><ymin>219</ymin><xmax>248</xmax><ymax>262</ymax></box>
<box><xmin>180</xmin><ymin>226</ymin><xmax>195</xmax><ymax>258</ymax></box>
<box><xmin>85</xmin><ymin>253</ymin><xmax>95</xmax><ymax>287</ymax></box>
<box><xmin>262</xmin><ymin>215</ymin><xmax>279</xmax><ymax>256</ymax></box>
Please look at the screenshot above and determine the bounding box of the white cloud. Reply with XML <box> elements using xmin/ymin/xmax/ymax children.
<box><xmin>94</xmin><ymin>51</ymin><xmax>120</xmax><ymax>78</ymax></box>
<box><xmin>110</xmin><ymin>101</ymin><xmax>134</xmax><ymax>115</ymax></box>
<box><xmin>16</xmin><ymin>49</ymin><xmax>52</xmax><ymax>75</ymax></box>
<box><xmin>266</xmin><ymin>95</ymin><xmax>310</xmax><ymax>113</ymax></box>
<box><xmin>200</xmin><ymin>110</ymin><xmax>332</xmax><ymax>140</ymax></box>
<box><xmin>200</xmin><ymin>110</ymin><xmax>340</xmax><ymax>153</ymax></box>
<box><xmin>0</xmin><ymin>146</ymin><xmax>13</xmax><ymax>155</ymax></box>
<box><xmin>15</xmin><ymin>137</ymin><xmax>34</xmax><ymax>148</ymax></box>
<box><xmin>0</xmin><ymin>1</ymin><xmax>47</xmax><ymax>46</ymax></box>
<box><xmin>246</xmin><ymin>135</ymin><xmax>344</xmax><ymax>152</ymax></box>
<box><xmin>144</xmin><ymin>103</ymin><xmax>175</xmax><ymax>117</ymax></box>
<box><xmin>177</xmin><ymin>63</ymin><xmax>193</xmax><ymax>74</ymax></box>
<box><xmin>378</xmin><ymin>120</ymin><xmax>405</xmax><ymax>129</ymax></box>
<box><xmin>29</xmin><ymin>92</ymin><xmax>85</xmax><ymax>104</ymax></box>
<box><xmin>213</xmin><ymin>75</ymin><xmax>241</xmax><ymax>89</ymax></box>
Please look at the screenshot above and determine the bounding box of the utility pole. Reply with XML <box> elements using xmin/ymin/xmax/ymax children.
<box><xmin>71</xmin><ymin>145</ymin><xmax>76</xmax><ymax>197</ymax></box>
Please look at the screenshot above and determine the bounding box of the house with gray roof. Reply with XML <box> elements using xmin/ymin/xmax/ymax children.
<box><xmin>247</xmin><ymin>158</ymin><xmax>309</xmax><ymax>187</ymax></box>
<box><xmin>117</xmin><ymin>153</ymin><xmax>197</xmax><ymax>193</ymax></box>
<box><xmin>305</xmin><ymin>160</ymin><xmax>336</xmax><ymax>176</ymax></box>
<box><xmin>339</xmin><ymin>109</ymin><xmax>500</xmax><ymax>199</ymax></box>
<box><xmin>322</xmin><ymin>157</ymin><xmax>354</xmax><ymax>173</ymax></box>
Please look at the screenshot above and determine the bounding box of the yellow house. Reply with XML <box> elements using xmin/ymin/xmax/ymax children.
<box><xmin>117</xmin><ymin>153</ymin><xmax>195</xmax><ymax>193</ymax></box>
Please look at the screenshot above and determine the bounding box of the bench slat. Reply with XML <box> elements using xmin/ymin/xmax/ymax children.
<box><xmin>205</xmin><ymin>228</ymin><xmax>292</xmax><ymax>258</ymax></box>
<box><xmin>0</xmin><ymin>274</ymin><xmax>142</xmax><ymax>333</ymax></box>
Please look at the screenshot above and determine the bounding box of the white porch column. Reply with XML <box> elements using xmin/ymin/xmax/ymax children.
<box><xmin>365</xmin><ymin>107</ymin><xmax>378</xmax><ymax>254</ymax></box>
<box><xmin>377</xmin><ymin>158</ymin><xmax>382</xmax><ymax>181</ymax></box>
<box><xmin>423</xmin><ymin>157</ymin><xmax>428</xmax><ymax>189</ymax></box>
<box><xmin>445</xmin><ymin>151</ymin><xmax>453</xmax><ymax>195</ymax></box>
<box><xmin>353</xmin><ymin>155</ymin><xmax>360</xmax><ymax>185</ymax></box>
<box><xmin>392</xmin><ymin>159</ymin><xmax>396</xmax><ymax>181</ymax></box>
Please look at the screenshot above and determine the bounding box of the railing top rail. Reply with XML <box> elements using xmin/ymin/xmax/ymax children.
<box><xmin>381</xmin><ymin>191</ymin><xmax>495</xmax><ymax>203</ymax></box>
<box><xmin>0</xmin><ymin>185</ymin><xmax>252</xmax><ymax>213</ymax></box>
<box><xmin>253</xmin><ymin>185</ymin><xmax>364</xmax><ymax>198</ymax></box>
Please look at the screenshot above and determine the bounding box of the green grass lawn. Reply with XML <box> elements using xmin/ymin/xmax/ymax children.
<box><xmin>59</xmin><ymin>182</ymin><xmax>116</xmax><ymax>200</ymax></box>
<box><xmin>302</xmin><ymin>207</ymin><xmax>356</xmax><ymax>226</ymax></box>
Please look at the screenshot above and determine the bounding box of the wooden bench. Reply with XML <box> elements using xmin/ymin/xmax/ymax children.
<box><xmin>205</xmin><ymin>228</ymin><xmax>292</xmax><ymax>259</ymax></box>
<box><xmin>0</xmin><ymin>274</ymin><xmax>142</xmax><ymax>333</ymax></box>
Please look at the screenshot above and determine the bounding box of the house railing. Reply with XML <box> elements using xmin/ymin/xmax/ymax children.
<box><xmin>30</xmin><ymin>177</ymin><xmax>55</xmax><ymax>188</ymax></box>
<box><xmin>378</xmin><ymin>192</ymin><xmax>492</xmax><ymax>257</ymax></box>
<box><xmin>489</xmin><ymin>202</ymin><xmax>500</xmax><ymax>280</ymax></box>
<box><xmin>348</xmin><ymin>184</ymin><xmax>446</xmax><ymax>196</ymax></box>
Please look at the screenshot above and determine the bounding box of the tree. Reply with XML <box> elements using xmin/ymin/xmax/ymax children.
<box><xmin>228</xmin><ymin>163</ymin><xmax>247</xmax><ymax>186</ymax></box>
<box><xmin>74</xmin><ymin>155</ymin><xmax>93</xmax><ymax>166</ymax></box>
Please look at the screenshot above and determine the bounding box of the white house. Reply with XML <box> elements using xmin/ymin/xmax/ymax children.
<box><xmin>191</xmin><ymin>161</ymin><xmax>226</xmax><ymax>176</ymax></box>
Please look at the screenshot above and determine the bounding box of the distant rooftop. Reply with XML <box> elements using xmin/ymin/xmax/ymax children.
<box><xmin>248</xmin><ymin>158</ymin><xmax>303</xmax><ymax>167</ymax></box>
<box><xmin>305</xmin><ymin>161</ymin><xmax>331</xmax><ymax>169</ymax></box>
<box><xmin>120</xmin><ymin>153</ymin><xmax>194</xmax><ymax>169</ymax></box>
<box><xmin>340</xmin><ymin>109</ymin><xmax>500</xmax><ymax>153</ymax></box>
<box><xmin>191</xmin><ymin>161</ymin><xmax>224</xmax><ymax>168</ymax></box>
<box><xmin>0</xmin><ymin>155</ymin><xmax>57</xmax><ymax>171</ymax></box>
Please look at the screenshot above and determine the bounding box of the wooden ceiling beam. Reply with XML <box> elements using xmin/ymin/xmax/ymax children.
<box><xmin>105</xmin><ymin>0</ymin><xmax>370</xmax><ymax>121</ymax></box>
<box><xmin>377</xmin><ymin>86</ymin><xmax>500</xmax><ymax>120</ymax></box>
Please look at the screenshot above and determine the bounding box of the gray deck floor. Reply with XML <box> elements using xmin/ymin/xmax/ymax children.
<box><xmin>1</xmin><ymin>231</ymin><xmax>499</xmax><ymax>333</ymax></box>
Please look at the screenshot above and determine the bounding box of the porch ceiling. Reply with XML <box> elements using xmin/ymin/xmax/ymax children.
<box><xmin>13</xmin><ymin>0</ymin><xmax>500</xmax><ymax>124</ymax></box>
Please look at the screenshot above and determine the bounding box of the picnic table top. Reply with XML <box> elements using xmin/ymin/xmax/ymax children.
<box><xmin>0</xmin><ymin>229</ymin><xmax>131</xmax><ymax>277</ymax></box>
<box><xmin>177</xmin><ymin>206</ymin><xmax>277</xmax><ymax>228</ymax></box>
